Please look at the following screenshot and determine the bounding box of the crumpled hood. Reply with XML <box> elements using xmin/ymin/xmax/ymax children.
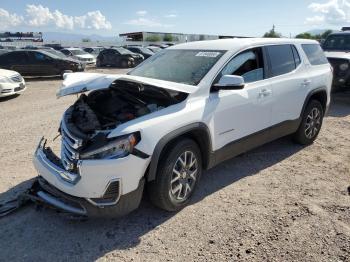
<box><xmin>324</xmin><ymin>51</ymin><xmax>350</xmax><ymax>60</ymax></box>
<box><xmin>57</xmin><ymin>73</ymin><xmax>196</xmax><ymax>97</ymax></box>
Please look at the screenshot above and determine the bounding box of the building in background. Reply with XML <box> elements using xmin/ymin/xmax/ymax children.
<box><xmin>0</xmin><ymin>32</ymin><xmax>43</xmax><ymax>42</ymax></box>
<box><xmin>119</xmin><ymin>31</ymin><xmax>247</xmax><ymax>43</ymax></box>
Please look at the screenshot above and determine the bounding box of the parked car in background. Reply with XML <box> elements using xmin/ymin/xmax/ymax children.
<box><xmin>0</xmin><ymin>68</ymin><xmax>26</xmax><ymax>98</ymax></box>
<box><xmin>323</xmin><ymin>28</ymin><xmax>350</xmax><ymax>92</ymax></box>
<box><xmin>22</xmin><ymin>45</ymin><xmax>54</xmax><ymax>50</ymax></box>
<box><xmin>146</xmin><ymin>46</ymin><xmax>162</xmax><ymax>53</ymax></box>
<box><xmin>0</xmin><ymin>50</ymin><xmax>84</xmax><ymax>77</ymax></box>
<box><xmin>60</xmin><ymin>48</ymin><xmax>96</xmax><ymax>65</ymax></box>
<box><xmin>43</xmin><ymin>43</ymin><xmax>64</xmax><ymax>50</ymax></box>
<box><xmin>83</xmin><ymin>47</ymin><xmax>105</xmax><ymax>57</ymax></box>
<box><xmin>0</xmin><ymin>50</ymin><xmax>10</xmax><ymax>56</ymax></box>
<box><xmin>149</xmin><ymin>43</ymin><xmax>169</xmax><ymax>49</ymax></box>
<box><xmin>96</xmin><ymin>47</ymin><xmax>144</xmax><ymax>68</ymax></box>
<box><xmin>125</xmin><ymin>46</ymin><xmax>154</xmax><ymax>59</ymax></box>
<box><xmin>33</xmin><ymin>38</ymin><xmax>332</xmax><ymax>218</ymax></box>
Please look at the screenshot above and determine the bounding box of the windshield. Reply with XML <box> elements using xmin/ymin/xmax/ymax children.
<box><xmin>140</xmin><ymin>47</ymin><xmax>154</xmax><ymax>55</ymax></box>
<box><xmin>323</xmin><ymin>34</ymin><xmax>350</xmax><ymax>51</ymax></box>
<box><xmin>45</xmin><ymin>49</ymin><xmax>67</xmax><ymax>59</ymax></box>
<box><xmin>115</xmin><ymin>47</ymin><xmax>134</xmax><ymax>55</ymax></box>
<box><xmin>128</xmin><ymin>49</ymin><xmax>225</xmax><ymax>85</ymax></box>
<box><xmin>70</xmin><ymin>49</ymin><xmax>88</xmax><ymax>55</ymax></box>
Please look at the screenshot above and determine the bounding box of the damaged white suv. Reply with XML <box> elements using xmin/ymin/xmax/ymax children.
<box><xmin>34</xmin><ymin>38</ymin><xmax>332</xmax><ymax>217</ymax></box>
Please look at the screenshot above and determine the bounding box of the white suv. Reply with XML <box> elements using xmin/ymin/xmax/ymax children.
<box><xmin>33</xmin><ymin>38</ymin><xmax>332</xmax><ymax>217</ymax></box>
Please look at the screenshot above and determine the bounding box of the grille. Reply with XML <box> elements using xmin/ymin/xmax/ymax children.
<box><xmin>10</xmin><ymin>74</ymin><xmax>23</xmax><ymax>83</ymax></box>
<box><xmin>60</xmin><ymin>120</ymin><xmax>83</xmax><ymax>172</ymax></box>
<box><xmin>328</xmin><ymin>58</ymin><xmax>348</xmax><ymax>77</ymax></box>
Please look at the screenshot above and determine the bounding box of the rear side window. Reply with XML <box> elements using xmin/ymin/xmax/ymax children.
<box><xmin>266</xmin><ymin>45</ymin><xmax>296</xmax><ymax>77</ymax></box>
<box><xmin>301</xmin><ymin>44</ymin><xmax>328</xmax><ymax>65</ymax></box>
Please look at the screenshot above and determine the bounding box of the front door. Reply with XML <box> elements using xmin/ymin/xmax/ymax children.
<box><xmin>209</xmin><ymin>47</ymin><xmax>273</xmax><ymax>151</ymax></box>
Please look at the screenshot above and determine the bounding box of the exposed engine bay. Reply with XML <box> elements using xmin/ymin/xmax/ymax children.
<box><xmin>68</xmin><ymin>80</ymin><xmax>188</xmax><ymax>135</ymax></box>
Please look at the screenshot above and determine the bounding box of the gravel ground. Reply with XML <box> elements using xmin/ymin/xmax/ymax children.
<box><xmin>0</xmin><ymin>68</ymin><xmax>349</xmax><ymax>262</ymax></box>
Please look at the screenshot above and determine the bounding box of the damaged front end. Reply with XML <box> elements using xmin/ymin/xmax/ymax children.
<box><xmin>29</xmin><ymin>76</ymin><xmax>189</xmax><ymax>217</ymax></box>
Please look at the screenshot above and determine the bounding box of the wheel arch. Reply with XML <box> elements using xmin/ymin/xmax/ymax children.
<box><xmin>301</xmin><ymin>88</ymin><xmax>328</xmax><ymax>117</ymax></box>
<box><xmin>146</xmin><ymin>123</ymin><xmax>212</xmax><ymax>182</ymax></box>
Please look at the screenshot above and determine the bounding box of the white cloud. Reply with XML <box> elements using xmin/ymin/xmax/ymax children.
<box><xmin>164</xmin><ymin>14</ymin><xmax>177</xmax><ymax>18</ymax></box>
<box><xmin>0</xmin><ymin>8</ymin><xmax>23</xmax><ymax>29</ymax></box>
<box><xmin>0</xmin><ymin>5</ymin><xmax>111</xmax><ymax>30</ymax></box>
<box><xmin>306</xmin><ymin>0</ymin><xmax>350</xmax><ymax>25</ymax></box>
<box><xmin>125</xmin><ymin>11</ymin><xmax>174</xmax><ymax>27</ymax></box>
<box><xmin>124</xmin><ymin>17</ymin><xmax>165</xmax><ymax>27</ymax></box>
<box><xmin>136</xmin><ymin>10</ymin><xmax>147</xmax><ymax>16</ymax></box>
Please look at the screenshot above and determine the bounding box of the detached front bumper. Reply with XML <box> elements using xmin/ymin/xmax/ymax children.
<box><xmin>33</xmin><ymin>138</ymin><xmax>148</xmax><ymax>217</ymax></box>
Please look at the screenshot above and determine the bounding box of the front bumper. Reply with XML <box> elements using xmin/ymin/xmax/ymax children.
<box><xmin>0</xmin><ymin>81</ymin><xmax>26</xmax><ymax>97</ymax></box>
<box><xmin>36</xmin><ymin>176</ymin><xmax>145</xmax><ymax>217</ymax></box>
<box><xmin>33</xmin><ymin>138</ymin><xmax>149</xmax><ymax>216</ymax></box>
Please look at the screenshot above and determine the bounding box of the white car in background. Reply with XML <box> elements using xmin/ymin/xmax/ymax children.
<box><xmin>0</xmin><ymin>69</ymin><xmax>26</xmax><ymax>98</ymax></box>
<box><xmin>60</xmin><ymin>48</ymin><xmax>96</xmax><ymax>65</ymax></box>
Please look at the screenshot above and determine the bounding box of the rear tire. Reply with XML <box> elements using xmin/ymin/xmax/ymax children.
<box><xmin>293</xmin><ymin>100</ymin><xmax>324</xmax><ymax>145</ymax></box>
<box><xmin>148</xmin><ymin>139</ymin><xmax>202</xmax><ymax>211</ymax></box>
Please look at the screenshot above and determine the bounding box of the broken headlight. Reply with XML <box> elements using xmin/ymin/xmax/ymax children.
<box><xmin>80</xmin><ymin>133</ymin><xmax>139</xmax><ymax>160</ymax></box>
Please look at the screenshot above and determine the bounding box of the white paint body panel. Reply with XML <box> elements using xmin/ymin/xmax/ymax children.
<box><xmin>35</xmin><ymin>38</ymin><xmax>333</xmax><ymax>199</ymax></box>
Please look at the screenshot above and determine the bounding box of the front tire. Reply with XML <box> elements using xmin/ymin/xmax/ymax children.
<box><xmin>293</xmin><ymin>100</ymin><xmax>324</xmax><ymax>145</ymax></box>
<box><xmin>148</xmin><ymin>139</ymin><xmax>202</xmax><ymax>211</ymax></box>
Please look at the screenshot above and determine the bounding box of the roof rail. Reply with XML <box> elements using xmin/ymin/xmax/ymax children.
<box><xmin>341</xmin><ymin>27</ymin><xmax>350</xmax><ymax>31</ymax></box>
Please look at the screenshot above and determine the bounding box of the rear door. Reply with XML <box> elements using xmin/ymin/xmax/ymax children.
<box><xmin>266</xmin><ymin>44</ymin><xmax>308</xmax><ymax>125</ymax></box>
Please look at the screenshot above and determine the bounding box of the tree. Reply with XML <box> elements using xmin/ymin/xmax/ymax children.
<box><xmin>163</xmin><ymin>34</ymin><xmax>173</xmax><ymax>42</ymax></box>
<box><xmin>295</xmin><ymin>32</ymin><xmax>314</xmax><ymax>39</ymax></box>
<box><xmin>145</xmin><ymin>35</ymin><xmax>161</xmax><ymax>42</ymax></box>
<box><xmin>263</xmin><ymin>25</ymin><xmax>281</xmax><ymax>38</ymax></box>
<box><xmin>321</xmin><ymin>30</ymin><xmax>333</xmax><ymax>39</ymax></box>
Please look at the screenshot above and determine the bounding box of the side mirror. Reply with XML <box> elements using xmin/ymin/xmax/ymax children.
<box><xmin>212</xmin><ymin>75</ymin><xmax>245</xmax><ymax>91</ymax></box>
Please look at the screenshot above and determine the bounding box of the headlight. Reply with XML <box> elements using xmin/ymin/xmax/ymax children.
<box><xmin>80</xmin><ymin>133</ymin><xmax>139</xmax><ymax>160</ymax></box>
<box><xmin>0</xmin><ymin>76</ymin><xmax>10</xmax><ymax>83</ymax></box>
<box><xmin>339</xmin><ymin>63</ymin><xmax>349</xmax><ymax>71</ymax></box>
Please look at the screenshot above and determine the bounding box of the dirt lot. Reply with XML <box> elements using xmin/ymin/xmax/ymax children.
<box><xmin>0</xmin><ymin>68</ymin><xmax>349</xmax><ymax>262</ymax></box>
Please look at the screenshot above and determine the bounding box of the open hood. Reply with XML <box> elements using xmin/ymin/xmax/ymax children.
<box><xmin>57</xmin><ymin>73</ymin><xmax>196</xmax><ymax>98</ymax></box>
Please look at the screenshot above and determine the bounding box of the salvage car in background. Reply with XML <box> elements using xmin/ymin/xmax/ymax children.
<box><xmin>125</xmin><ymin>46</ymin><xmax>154</xmax><ymax>59</ymax></box>
<box><xmin>60</xmin><ymin>48</ymin><xmax>96</xmax><ymax>65</ymax></box>
<box><xmin>96</xmin><ymin>47</ymin><xmax>144</xmax><ymax>68</ymax></box>
<box><xmin>33</xmin><ymin>38</ymin><xmax>332</xmax><ymax>218</ymax></box>
<box><xmin>83</xmin><ymin>47</ymin><xmax>105</xmax><ymax>58</ymax></box>
<box><xmin>0</xmin><ymin>50</ymin><xmax>85</xmax><ymax>77</ymax></box>
<box><xmin>323</xmin><ymin>28</ymin><xmax>350</xmax><ymax>92</ymax></box>
<box><xmin>146</xmin><ymin>46</ymin><xmax>162</xmax><ymax>53</ymax></box>
<box><xmin>0</xmin><ymin>68</ymin><xmax>26</xmax><ymax>97</ymax></box>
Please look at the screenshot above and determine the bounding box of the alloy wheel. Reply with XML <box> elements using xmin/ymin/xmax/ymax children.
<box><xmin>305</xmin><ymin>107</ymin><xmax>322</xmax><ymax>139</ymax></box>
<box><xmin>170</xmin><ymin>151</ymin><xmax>198</xmax><ymax>201</ymax></box>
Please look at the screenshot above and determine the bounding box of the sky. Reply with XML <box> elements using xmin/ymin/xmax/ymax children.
<box><xmin>0</xmin><ymin>0</ymin><xmax>349</xmax><ymax>37</ymax></box>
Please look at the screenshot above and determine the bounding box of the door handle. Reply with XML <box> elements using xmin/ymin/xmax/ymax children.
<box><xmin>259</xmin><ymin>88</ymin><xmax>272</xmax><ymax>97</ymax></box>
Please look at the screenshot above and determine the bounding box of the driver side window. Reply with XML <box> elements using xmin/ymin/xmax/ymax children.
<box><xmin>219</xmin><ymin>48</ymin><xmax>265</xmax><ymax>83</ymax></box>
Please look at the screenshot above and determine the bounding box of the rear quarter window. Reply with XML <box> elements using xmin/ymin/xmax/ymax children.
<box><xmin>301</xmin><ymin>44</ymin><xmax>328</xmax><ymax>65</ymax></box>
